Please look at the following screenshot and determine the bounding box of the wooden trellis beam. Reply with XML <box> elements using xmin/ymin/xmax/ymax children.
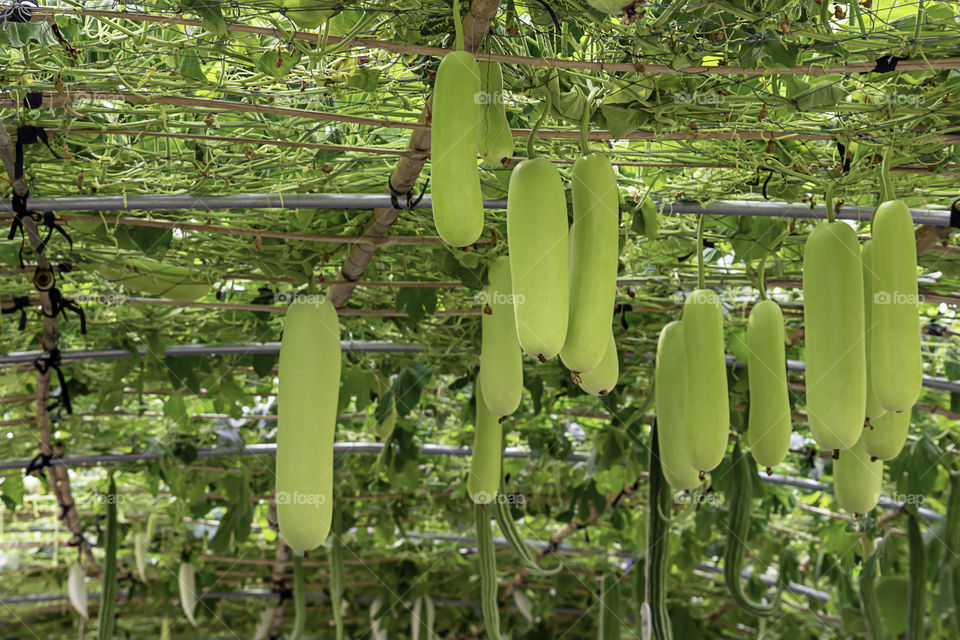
<box><xmin>26</xmin><ymin>6</ymin><xmax>960</xmax><ymax>76</ymax></box>
<box><xmin>0</xmin><ymin>128</ymin><xmax>93</xmax><ymax>566</ymax></box>
<box><xmin>326</xmin><ymin>0</ymin><xmax>503</xmax><ymax>309</ymax></box>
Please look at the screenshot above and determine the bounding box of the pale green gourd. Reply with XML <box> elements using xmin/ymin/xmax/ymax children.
<box><xmin>477</xmin><ymin>61</ymin><xmax>513</xmax><ymax>168</ymax></box>
<box><xmin>577</xmin><ymin>331</ymin><xmax>618</xmax><ymax>396</ymax></box>
<box><xmin>833</xmin><ymin>433</ymin><xmax>882</xmax><ymax>514</ymax></box>
<box><xmin>559</xmin><ymin>153</ymin><xmax>619</xmax><ymax>374</ymax></box>
<box><xmin>862</xmin><ymin>241</ymin><xmax>887</xmax><ymax>420</ymax></box>
<box><xmin>507</xmin><ymin>158</ymin><xmax>569</xmax><ymax>361</ymax></box>
<box><xmin>277</xmin><ymin>297</ymin><xmax>341</xmax><ymax>551</ymax></box>
<box><xmin>802</xmin><ymin>222</ymin><xmax>866</xmax><ymax>451</ymax></box>
<box><xmin>655</xmin><ymin>321</ymin><xmax>701</xmax><ymax>490</ymax></box>
<box><xmin>479</xmin><ymin>256</ymin><xmax>523</xmax><ymax>416</ymax></box>
<box><xmin>682</xmin><ymin>289</ymin><xmax>729</xmax><ymax>472</ymax></box>
<box><xmin>862</xmin><ymin>408</ymin><xmax>911</xmax><ymax>461</ymax></box>
<box><xmin>467</xmin><ymin>378</ymin><xmax>502</xmax><ymax>504</ymax></box>
<box><xmin>746</xmin><ymin>299</ymin><xmax>792</xmax><ymax>470</ymax></box>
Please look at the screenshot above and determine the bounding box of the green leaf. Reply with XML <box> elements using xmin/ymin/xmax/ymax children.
<box><xmin>164</xmin><ymin>356</ymin><xmax>203</xmax><ymax>394</ymax></box>
<box><xmin>253</xmin><ymin>353</ymin><xmax>278</xmax><ymax>378</ymax></box>
<box><xmin>346</xmin><ymin>68</ymin><xmax>380</xmax><ymax>93</ymax></box>
<box><xmin>392</xmin><ymin>362</ymin><xmax>432</xmax><ymax>416</ymax></box>
<box><xmin>179</xmin><ymin>0</ymin><xmax>228</xmax><ymax>36</ymax></box>
<box><xmin>792</xmin><ymin>81</ymin><xmax>846</xmax><ymax>111</ymax></box>
<box><xmin>1</xmin><ymin>475</ymin><xmax>25</xmax><ymax>510</ymax></box>
<box><xmin>395</xmin><ymin>287</ymin><xmax>438</xmax><ymax>324</ymax></box>
<box><xmin>129</xmin><ymin>227</ymin><xmax>173</xmax><ymax>256</ymax></box>
<box><xmin>257</xmin><ymin>48</ymin><xmax>302</xmax><ymax>79</ymax></box>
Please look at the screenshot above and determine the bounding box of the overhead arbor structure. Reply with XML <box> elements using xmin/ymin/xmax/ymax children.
<box><xmin>2</xmin><ymin>0</ymin><xmax>960</xmax><ymax>638</ymax></box>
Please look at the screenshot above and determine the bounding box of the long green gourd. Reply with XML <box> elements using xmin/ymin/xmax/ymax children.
<box><xmin>476</xmin><ymin>503</ymin><xmax>501</xmax><ymax>640</ymax></box>
<box><xmin>479</xmin><ymin>256</ymin><xmax>523</xmax><ymax>416</ymax></box>
<box><xmin>833</xmin><ymin>433</ymin><xmax>882</xmax><ymax>513</ymax></box>
<box><xmin>577</xmin><ymin>331</ymin><xmax>619</xmax><ymax>396</ymax></box>
<box><xmin>654</xmin><ymin>322</ymin><xmax>701</xmax><ymax>490</ymax></box>
<box><xmin>97</xmin><ymin>475</ymin><xmax>118</xmax><ymax>640</ymax></box>
<box><xmin>430</xmin><ymin>0</ymin><xmax>483</xmax><ymax>247</ymax></box>
<box><xmin>746</xmin><ymin>299</ymin><xmax>792</xmax><ymax>471</ymax></box>
<box><xmin>803</xmin><ymin>221</ymin><xmax>865</xmax><ymax>452</ymax></box>
<box><xmin>644</xmin><ymin>423</ymin><xmax>673</xmax><ymax>640</ymax></box>
<box><xmin>507</xmin><ymin>157</ymin><xmax>569</xmax><ymax>361</ymax></box>
<box><xmin>560</xmin><ymin>153</ymin><xmax>619</xmax><ymax>374</ymax></box>
<box><xmin>944</xmin><ymin>471</ymin><xmax>960</xmax><ymax>635</ymax></box>
<box><xmin>862</xmin><ymin>408</ymin><xmax>911</xmax><ymax>461</ymax></box>
<box><xmin>906</xmin><ymin>511</ymin><xmax>925</xmax><ymax>640</ymax></box>
<box><xmin>277</xmin><ymin>296</ymin><xmax>341</xmax><ymax>551</ymax></box>
<box><xmin>860</xmin><ymin>542</ymin><xmax>885</xmax><ymax>640</ymax></box>
<box><xmin>94</xmin><ymin>257</ymin><xmax>209</xmax><ymax>301</ymax></box>
<box><xmin>493</xmin><ymin>478</ymin><xmax>559</xmax><ymax>576</ymax></box>
<box><xmin>871</xmin><ymin>200</ymin><xmax>922</xmax><ymax>412</ymax></box>
<box><xmin>682</xmin><ymin>289</ymin><xmax>729</xmax><ymax>472</ymax></box>
<box><xmin>477</xmin><ymin>61</ymin><xmax>513</xmax><ymax>168</ymax></box>
<box><xmin>724</xmin><ymin>444</ymin><xmax>786</xmax><ymax>616</ymax></box>
<box><xmin>862</xmin><ymin>241</ymin><xmax>887</xmax><ymax>420</ymax></box>
<box><xmin>599</xmin><ymin>572</ymin><xmax>622</xmax><ymax>640</ymax></box>
<box><xmin>290</xmin><ymin>553</ymin><xmax>306</xmax><ymax>640</ymax></box>
<box><xmin>178</xmin><ymin>562</ymin><xmax>198</xmax><ymax>626</ymax></box>
<box><xmin>331</xmin><ymin>508</ymin><xmax>344</xmax><ymax>640</ymax></box>
<box><xmin>468</xmin><ymin>378</ymin><xmax>502</xmax><ymax>504</ymax></box>
<box><xmin>68</xmin><ymin>563</ymin><xmax>87</xmax><ymax>618</ymax></box>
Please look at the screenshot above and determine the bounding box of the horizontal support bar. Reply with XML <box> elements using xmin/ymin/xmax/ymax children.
<box><xmin>0</xmin><ymin>442</ymin><xmax>942</xmax><ymax>521</ymax></box>
<box><xmin>0</xmin><ymin>193</ymin><xmax>950</xmax><ymax>226</ymax></box>
<box><xmin>0</xmin><ymin>341</ymin><xmax>460</xmax><ymax>366</ymax></box>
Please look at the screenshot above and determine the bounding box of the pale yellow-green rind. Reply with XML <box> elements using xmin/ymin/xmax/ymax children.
<box><xmin>178</xmin><ymin>562</ymin><xmax>198</xmax><ymax>627</ymax></box>
<box><xmin>477</xmin><ymin>61</ymin><xmax>514</xmax><ymax>167</ymax></box>
<box><xmin>862</xmin><ymin>241</ymin><xmax>887</xmax><ymax>420</ymax></box>
<box><xmin>802</xmin><ymin>222</ymin><xmax>865</xmax><ymax>451</ymax></box>
<box><xmin>94</xmin><ymin>259</ymin><xmax>210</xmax><ymax>301</ymax></box>
<box><xmin>431</xmin><ymin>51</ymin><xmax>483</xmax><ymax>247</ymax></box>
<box><xmin>578</xmin><ymin>331</ymin><xmax>619</xmax><ymax>397</ymax></box>
<box><xmin>468</xmin><ymin>379</ymin><xmax>502</xmax><ymax>504</ymax></box>
<box><xmin>277</xmin><ymin>297</ymin><xmax>341</xmax><ymax>551</ymax></box>
<box><xmin>871</xmin><ymin>199</ymin><xmax>922</xmax><ymax>412</ymax></box>
<box><xmin>479</xmin><ymin>256</ymin><xmax>523</xmax><ymax>416</ymax></box>
<box><xmin>374</xmin><ymin>395</ymin><xmax>396</xmax><ymax>441</ymax></box>
<box><xmin>833</xmin><ymin>433</ymin><xmax>882</xmax><ymax>514</ymax></box>
<box><xmin>863</xmin><ymin>408</ymin><xmax>911</xmax><ymax>461</ymax></box>
<box><xmin>507</xmin><ymin>158</ymin><xmax>570</xmax><ymax>361</ymax></box>
<box><xmin>682</xmin><ymin>289</ymin><xmax>729</xmax><ymax>472</ymax></box>
<box><xmin>746</xmin><ymin>299</ymin><xmax>792</xmax><ymax>469</ymax></box>
<box><xmin>559</xmin><ymin>154</ymin><xmax>619</xmax><ymax>374</ymax></box>
<box><xmin>655</xmin><ymin>321</ymin><xmax>702</xmax><ymax>491</ymax></box>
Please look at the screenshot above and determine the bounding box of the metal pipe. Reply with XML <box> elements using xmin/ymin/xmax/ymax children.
<box><xmin>0</xmin><ymin>443</ymin><xmax>942</xmax><ymax>520</ymax></box>
<box><xmin>0</xmin><ymin>193</ymin><xmax>950</xmax><ymax>225</ymax></box>
<box><xmin>0</xmin><ymin>341</ymin><xmax>461</xmax><ymax>366</ymax></box>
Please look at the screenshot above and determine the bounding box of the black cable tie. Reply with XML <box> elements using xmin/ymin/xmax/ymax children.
<box><xmin>836</xmin><ymin>141</ymin><xmax>851</xmax><ymax>173</ymax></box>
<box><xmin>949</xmin><ymin>199</ymin><xmax>960</xmax><ymax>229</ymax></box>
<box><xmin>24</xmin><ymin>452</ymin><xmax>53</xmax><ymax>476</ymax></box>
<box><xmin>762</xmin><ymin>170</ymin><xmax>774</xmax><ymax>200</ymax></box>
<box><xmin>0</xmin><ymin>0</ymin><xmax>35</xmax><ymax>23</ymax></box>
<box><xmin>22</xmin><ymin>91</ymin><xmax>43</xmax><ymax>109</ymax></box>
<box><xmin>35</xmin><ymin>211</ymin><xmax>73</xmax><ymax>255</ymax></box>
<box><xmin>44</xmin><ymin>287</ymin><xmax>86</xmax><ymax>334</ymax></box>
<box><xmin>15</xmin><ymin>125</ymin><xmax>61</xmax><ymax>182</ymax></box>
<box><xmin>33</xmin><ymin>347</ymin><xmax>72</xmax><ymax>414</ymax></box>
<box><xmin>409</xmin><ymin>178</ymin><xmax>429</xmax><ymax>209</ymax></box>
<box><xmin>927</xmin><ymin>324</ymin><xmax>946</xmax><ymax>337</ymax></box>
<box><xmin>614</xmin><ymin>302</ymin><xmax>632</xmax><ymax>331</ymax></box>
<box><xmin>1</xmin><ymin>295</ymin><xmax>31</xmax><ymax>331</ymax></box>
<box><xmin>387</xmin><ymin>174</ymin><xmax>411</xmax><ymax>210</ymax></box>
<box><xmin>57</xmin><ymin>262</ymin><xmax>75</xmax><ymax>273</ymax></box>
<box><xmin>8</xmin><ymin>194</ymin><xmax>30</xmax><ymax>267</ymax></box>
<box><xmin>864</xmin><ymin>55</ymin><xmax>906</xmax><ymax>74</ymax></box>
